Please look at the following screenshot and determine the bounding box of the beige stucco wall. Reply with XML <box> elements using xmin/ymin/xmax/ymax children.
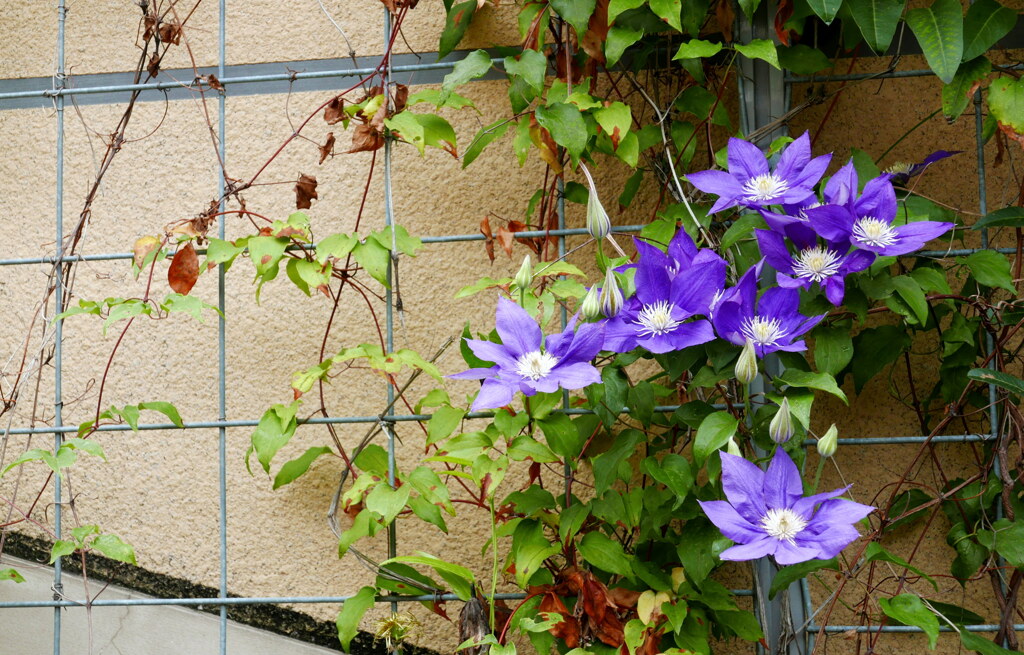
<box><xmin>2</xmin><ymin>2</ymin><xmax>1022</xmax><ymax>654</ymax></box>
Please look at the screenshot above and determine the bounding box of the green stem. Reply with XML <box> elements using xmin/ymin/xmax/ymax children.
<box><xmin>811</xmin><ymin>456</ymin><xmax>827</xmax><ymax>494</ymax></box>
<box><xmin>488</xmin><ymin>495</ymin><xmax>499</xmax><ymax>632</ymax></box>
<box><xmin>875</xmin><ymin>108</ymin><xmax>940</xmax><ymax>164</ymax></box>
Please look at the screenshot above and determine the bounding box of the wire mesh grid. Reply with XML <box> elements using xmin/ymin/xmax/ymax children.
<box><xmin>0</xmin><ymin>1</ymin><xmax>1020</xmax><ymax>654</ymax></box>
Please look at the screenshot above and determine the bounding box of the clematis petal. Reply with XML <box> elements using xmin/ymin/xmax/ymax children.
<box><xmin>824</xmin><ymin>276</ymin><xmax>846</xmax><ymax>305</ymax></box>
<box><xmin>672</xmin><ymin>251</ymin><xmax>726</xmax><ymax>314</ymax></box>
<box><xmin>764</xmin><ymin>447</ymin><xmax>803</xmax><ymax>510</ymax></box>
<box><xmin>712</xmin><ymin>301</ymin><xmax>745</xmax><ymax>347</ymax></box>
<box><xmin>791</xmin><ymin>485</ymin><xmax>853</xmax><ymax>519</ymax></box>
<box><xmin>719</xmin><ymin>452</ymin><xmax>768</xmax><ymax>522</ymax></box>
<box><xmin>554</xmin><ymin>320</ymin><xmax>605</xmax><ymax>363</ymax></box>
<box><xmin>811</xmin><ymin>497</ymin><xmax>875</xmax><ymax>526</ymax></box>
<box><xmin>789</xmin><ymin>153</ymin><xmax>832</xmax><ymax>190</ymax></box>
<box><xmin>876</xmin><ymin>221</ymin><xmax>955</xmax><ymax>255</ymax></box>
<box><xmin>800</xmin><ymin>524</ymin><xmax>862</xmax><ymax>559</ymax></box>
<box><xmin>602</xmin><ymin>314</ymin><xmax>640</xmax><ymax>353</ymax></box>
<box><xmin>698</xmin><ymin>500</ymin><xmax>765</xmax><ymax>542</ymax></box>
<box><xmin>465</xmin><ymin>339</ymin><xmax>519</xmax><ymax>369</ymax></box>
<box><xmin>546</xmin><ymin>361</ymin><xmax>603</xmax><ymax>391</ymax></box>
<box><xmin>727</xmin><ymin>137</ymin><xmax>771</xmax><ymax>180</ymax></box>
<box><xmin>471</xmin><ymin>378</ymin><xmax>516</xmax><ymax>411</ymax></box>
<box><xmin>855</xmin><ymin>176</ymin><xmax>897</xmax><ymax>223</ymax></box>
<box><xmin>494</xmin><ymin>297</ymin><xmax>542</xmax><ymax>358</ymax></box>
<box><xmin>773</xmin><ymin>132</ymin><xmax>811</xmax><ymax>180</ymax></box>
<box><xmin>720</xmin><ymin>537</ymin><xmax>777</xmax><ymax>561</ymax></box>
<box><xmin>806</xmin><ymin>204</ymin><xmax>855</xmax><ymax>243</ymax></box>
<box><xmin>824</xmin><ymin>160</ymin><xmax>858</xmax><ymax>206</ymax></box>
<box><xmin>755</xmin><ymin>229</ymin><xmax>794</xmax><ymax>273</ymax></box>
<box><xmin>687</xmin><ymin>170</ymin><xmax>744</xmax><ymax>201</ymax></box>
<box><xmin>634</xmin><ymin>251</ymin><xmax>673</xmax><ymax>306</ymax></box>
<box><xmin>758</xmin><ymin>287</ymin><xmax>801</xmax><ymax>320</ymax></box>
<box><xmin>772</xmin><ymin>539</ymin><xmax>822</xmax><ymax>565</ymax></box>
<box><xmin>447</xmin><ymin>366</ymin><xmax>497</xmax><ymax>381</ymax></box>
<box><xmin>668</xmin><ymin>228</ymin><xmax>699</xmax><ymax>266</ymax></box>
<box><xmin>843</xmin><ymin>249</ymin><xmax>876</xmax><ymax>273</ymax></box>
<box><xmin>642</xmin><ymin>320</ymin><xmax>715</xmax><ymax>353</ymax></box>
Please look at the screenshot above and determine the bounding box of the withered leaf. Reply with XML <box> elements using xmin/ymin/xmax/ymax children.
<box><xmin>458</xmin><ymin>594</ymin><xmax>490</xmax><ymax>655</ymax></box>
<box><xmin>318</xmin><ymin>132</ymin><xmax>336</xmax><ymax>165</ymax></box>
<box><xmin>582</xmin><ymin>573</ymin><xmax>609</xmax><ymax>624</ymax></box>
<box><xmin>496</xmin><ymin>224</ymin><xmax>516</xmax><ymax>259</ymax></box>
<box><xmin>205</xmin><ymin>74</ymin><xmax>224</xmax><ymax>91</ymax></box>
<box><xmin>295</xmin><ymin>174</ymin><xmax>319</xmax><ymax>209</ymax></box>
<box><xmin>580</xmin><ymin>0</ymin><xmax>609</xmax><ymax>63</ymax></box>
<box><xmin>539</xmin><ymin>593</ymin><xmax>581</xmax><ymax>648</ymax></box>
<box><xmin>606</xmin><ymin>587</ymin><xmax>641</xmax><ymax>609</ymax></box>
<box><xmin>158</xmin><ymin>22</ymin><xmax>182</xmax><ymax>45</ymax></box>
<box><xmin>133</xmin><ymin>236</ymin><xmax>161</xmax><ymax>269</ymax></box>
<box><xmin>716</xmin><ymin>0</ymin><xmax>735</xmax><ymax>42</ymax></box>
<box><xmin>167</xmin><ymin>242</ymin><xmax>199</xmax><ymax>295</ymax></box>
<box><xmin>480</xmin><ymin>216</ymin><xmax>495</xmax><ymax>262</ymax></box>
<box><xmin>774</xmin><ymin>0</ymin><xmax>795</xmax><ymax>45</ymax></box>
<box><xmin>348</xmin><ymin>123</ymin><xmax>384</xmax><ymax>153</ymax></box>
<box><xmin>147</xmin><ymin>54</ymin><xmax>161</xmax><ymax>78</ymax></box>
<box><xmin>143</xmin><ymin>15</ymin><xmax>158</xmax><ymax>41</ymax></box>
<box><xmin>591</xmin><ymin>612</ymin><xmax>624</xmax><ymax>646</ymax></box>
<box><xmin>380</xmin><ymin>0</ymin><xmax>420</xmax><ymax>14</ymax></box>
<box><xmin>393</xmin><ymin>84</ymin><xmax>409</xmax><ymax>113</ymax></box>
<box><xmin>324</xmin><ymin>97</ymin><xmax>346</xmax><ymax>125</ymax></box>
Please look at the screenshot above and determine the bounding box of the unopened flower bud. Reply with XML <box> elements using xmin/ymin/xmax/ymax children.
<box><xmin>581</xmin><ymin>164</ymin><xmax>611</xmax><ymax>240</ymax></box>
<box><xmin>514</xmin><ymin>255</ymin><xmax>533</xmax><ymax>290</ymax></box>
<box><xmin>769</xmin><ymin>397</ymin><xmax>794</xmax><ymax>444</ymax></box>
<box><xmin>817</xmin><ymin>424</ymin><xmax>838</xmax><ymax>458</ymax></box>
<box><xmin>599</xmin><ymin>267</ymin><xmax>623</xmax><ymax>318</ymax></box>
<box><xmin>726</xmin><ymin>436</ymin><xmax>741</xmax><ymax>457</ymax></box>
<box><xmin>580</xmin><ymin>285</ymin><xmax>601</xmax><ymax>320</ymax></box>
<box><xmin>734</xmin><ymin>338</ymin><xmax>758</xmax><ymax>385</ymax></box>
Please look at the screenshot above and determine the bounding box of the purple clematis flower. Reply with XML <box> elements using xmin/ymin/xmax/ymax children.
<box><xmin>699</xmin><ymin>449</ymin><xmax>875</xmax><ymax>565</ymax></box>
<box><xmin>885</xmin><ymin>150</ymin><xmax>961</xmax><ymax>185</ymax></box>
<box><xmin>687</xmin><ymin>132</ymin><xmax>831</xmax><ymax>214</ymax></box>
<box><xmin>603</xmin><ymin>235</ymin><xmax>725</xmax><ymax>354</ymax></box>
<box><xmin>808</xmin><ymin>165</ymin><xmax>954</xmax><ymax>256</ymax></box>
<box><xmin>449</xmin><ymin>298</ymin><xmax>604</xmax><ymax>411</ymax></box>
<box><xmin>755</xmin><ymin>229</ymin><xmax>875</xmax><ymax>305</ymax></box>
<box><xmin>713</xmin><ymin>262</ymin><xmax>824</xmax><ymax>358</ymax></box>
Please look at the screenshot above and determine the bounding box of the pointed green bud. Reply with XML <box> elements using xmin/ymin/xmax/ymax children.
<box><xmin>514</xmin><ymin>255</ymin><xmax>533</xmax><ymax>290</ymax></box>
<box><xmin>726</xmin><ymin>436</ymin><xmax>741</xmax><ymax>457</ymax></box>
<box><xmin>581</xmin><ymin>285</ymin><xmax>601</xmax><ymax>321</ymax></box>
<box><xmin>734</xmin><ymin>338</ymin><xmax>758</xmax><ymax>385</ymax></box>
<box><xmin>818</xmin><ymin>424</ymin><xmax>838</xmax><ymax>458</ymax></box>
<box><xmin>599</xmin><ymin>267</ymin><xmax>624</xmax><ymax>318</ymax></box>
<box><xmin>581</xmin><ymin>164</ymin><xmax>611</xmax><ymax>240</ymax></box>
<box><xmin>769</xmin><ymin>397</ymin><xmax>794</xmax><ymax>444</ymax></box>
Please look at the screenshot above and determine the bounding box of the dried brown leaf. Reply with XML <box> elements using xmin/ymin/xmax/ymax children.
<box><xmin>295</xmin><ymin>174</ymin><xmax>319</xmax><ymax>209</ymax></box>
<box><xmin>539</xmin><ymin>594</ymin><xmax>580</xmax><ymax>648</ymax></box>
<box><xmin>393</xmin><ymin>84</ymin><xmax>409</xmax><ymax>113</ymax></box>
<box><xmin>318</xmin><ymin>132</ymin><xmax>336</xmax><ymax>165</ymax></box>
<box><xmin>324</xmin><ymin>97</ymin><xmax>346</xmax><ymax>125</ymax></box>
<box><xmin>606</xmin><ymin>588</ymin><xmax>641</xmax><ymax>609</ymax></box>
<box><xmin>480</xmin><ymin>216</ymin><xmax>495</xmax><ymax>262</ymax></box>
<box><xmin>147</xmin><ymin>54</ymin><xmax>161</xmax><ymax>78</ymax></box>
<box><xmin>158</xmin><ymin>22</ymin><xmax>182</xmax><ymax>45</ymax></box>
<box><xmin>167</xmin><ymin>243</ymin><xmax>199</xmax><ymax>295</ymax></box>
<box><xmin>348</xmin><ymin>123</ymin><xmax>384</xmax><ymax>153</ymax></box>
<box><xmin>716</xmin><ymin>0</ymin><xmax>735</xmax><ymax>42</ymax></box>
<box><xmin>581</xmin><ymin>0</ymin><xmax>609</xmax><ymax>63</ymax></box>
<box><xmin>205</xmin><ymin>74</ymin><xmax>224</xmax><ymax>91</ymax></box>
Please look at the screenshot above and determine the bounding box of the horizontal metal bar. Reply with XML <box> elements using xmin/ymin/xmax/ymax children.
<box><xmin>0</xmin><ymin>588</ymin><xmax>752</xmax><ymax>609</ymax></box>
<box><xmin>786</xmin><ymin>61</ymin><xmax>1023</xmax><ymax>85</ymax></box>
<box><xmin>0</xmin><ymin>226</ymin><xmax>647</xmax><ymax>267</ymax></box>
<box><xmin>806</xmin><ymin>433</ymin><xmax>995</xmax><ymax>446</ymax></box>
<box><xmin>812</xmin><ymin>623</ymin><xmax>1024</xmax><ymax>634</ymax></box>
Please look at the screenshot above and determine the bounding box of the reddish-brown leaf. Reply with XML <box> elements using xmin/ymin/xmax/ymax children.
<box><xmin>581</xmin><ymin>0</ymin><xmax>610</xmax><ymax>63</ymax></box>
<box><xmin>592</xmin><ymin>612</ymin><xmax>624</xmax><ymax>646</ymax></box>
<box><xmin>582</xmin><ymin>573</ymin><xmax>609</xmax><ymax>624</ymax></box>
<box><xmin>295</xmin><ymin>174</ymin><xmax>318</xmax><ymax>209</ymax></box>
<box><xmin>774</xmin><ymin>0</ymin><xmax>795</xmax><ymax>46</ymax></box>
<box><xmin>205</xmin><ymin>74</ymin><xmax>224</xmax><ymax>91</ymax></box>
<box><xmin>147</xmin><ymin>54</ymin><xmax>161</xmax><ymax>77</ymax></box>
<box><xmin>496</xmin><ymin>225</ymin><xmax>516</xmax><ymax>258</ymax></box>
<box><xmin>324</xmin><ymin>97</ymin><xmax>346</xmax><ymax>125</ymax></box>
<box><xmin>522</xmin><ymin>2</ymin><xmax>546</xmax><ymax>50</ymax></box>
<box><xmin>539</xmin><ymin>593</ymin><xmax>581</xmax><ymax>647</ymax></box>
<box><xmin>393</xmin><ymin>84</ymin><xmax>409</xmax><ymax>113</ymax></box>
<box><xmin>168</xmin><ymin>243</ymin><xmax>199</xmax><ymax>295</ymax></box>
<box><xmin>318</xmin><ymin>132</ymin><xmax>336</xmax><ymax>165</ymax></box>
<box><xmin>636</xmin><ymin>628</ymin><xmax>663</xmax><ymax>655</ymax></box>
<box><xmin>480</xmin><ymin>216</ymin><xmax>496</xmax><ymax>262</ymax></box>
<box><xmin>349</xmin><ymin>123</ymin><xmax>385</xmax><ymax>153</ymax></box>
<box><xmin>529</xmin><ymin>117</ymin><xmax>563</xmax><ymax>174</ymax></box>
<box><xmin>143</xmin><ymin>14</ymin><xmax>158</xmax><ymax>41</ymax></box>
<box><xmin>716</xmin><ymin>0</ymin><xmax>735</xmax><ymax>42</ymax></box>
<box><xmin>158</xmin><ymin>22</ymin><xmax>182</xmax><ymax>45</ymax></box>
<box><xmin>606</xmin><ymin>587</ymin><xmax>641</xmax><ymax>609</ymax></box>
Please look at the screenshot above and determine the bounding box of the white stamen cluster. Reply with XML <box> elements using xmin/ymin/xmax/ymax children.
<box><xmin>515</xmin><ymin>351</ymin><xmax>558</xmax><ymax>381</ymax></box>
<box><xmin>852</xmin><ymin>217</ymin><xmax>898</xmax><ymax>248</ymax></box>
<box><xmin>792</xmin><ymin>246</ymin><xmax>842</xmax><ymax>282</ymax></box>
<box><xmin>742</xmin><ymin>173</ymin><xmax>790</xmax><ymax>203</ymax></box>
<box><xmin>760</xmin><ymin>508</ymin><xmax>809</xmax><ymax>543</ymax></box>
<box><xmin>741</xmin><ymin>316</ymin><xmax>789</xmax><ymax>348</ymax></box>
<box><xmin>634</xmin><ymin>301</ymin><xmax>683</xmax><ymax>337</ymax></box>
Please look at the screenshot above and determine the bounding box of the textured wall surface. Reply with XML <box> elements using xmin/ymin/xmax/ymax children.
<box><xmin>1</xmin><ymin>1</ymin><xmax>1021</xmax><ymax>654</ymax></box>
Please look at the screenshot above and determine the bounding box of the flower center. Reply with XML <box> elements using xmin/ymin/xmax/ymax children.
<box><xmin>792</xmin><ymin>246</ymin><xmax>841</xmax><ymax>282</ymax></box>
<box><xmin>515</xmin><ymin>351</ymin><xmax>559</xmax><ymax>381</ymax></box>
<box><xmin>760</xmin><ymin>508</ymin><xmax>809</xmax><ymax>543</ymax></box>
<box><xmin>853</xmin><ymin>217</ymin><xmax>898</xmax><ymax>248</ymax></box>
<box><xmin>634</xmin><ymin>301</ymin><xmax>684</xmax><ymax>337</ymax></box>
<box><xmin>742</xmin><ymin>173</ymin><xmax>789</xmax><ymax>203</ymax></box>
<box><xmin>741</xmin><ymin>317</ymin><xmax>789</xmax><ymax>347</ymax></box>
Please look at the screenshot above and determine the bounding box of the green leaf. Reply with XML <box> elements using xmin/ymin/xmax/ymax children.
<box><xmin>961</xmin><ymin>631</ymin><xmax>1020</xmax><ymax>655</ymax></box>
<box><xmin>849</xmin><ymin>0</ymin><xmax>907</xmax><ymax>53</ymax></box>
<box><xmin>807</xmin><ymin>0</ymin><xmax>842</xmax><ymax>24</ymax></box>
<box><xmin>91</xmin><ymin>533</ymin><xmax>137</xmax><ymax>565</ymax></box>
<box><xmin>910</xmin><ymin>267</ymin><xmax>952</xmax><ymax>294</ymax></box>
<box><xmin>384</xmin><ymin>553</ymin><xmax>474</xmax><ymax>600</ymax></box>
<box><xmin>317</xmin><ymin>232</ymin><xmax>358</xmax><ymax>264</ymax></box>
<box><xmin>405</xmin><ymin>88</ymin><xmax>476</xmax><ymax>110</ymax></box>
<box><xmin>504</xmin><ymin>49</ymin><xmax>547</xmax><ymax>93</ymax></box>
<box><xmin>961</xmin><ymin>0</ymin><xmax>1017</xmax><ymax>62</ymax></box>
<box><xmin>366</xmin><ymin>483</ymin><xmax>412</xmax><ymax>525</ymax></box>
<box><xmin>463</xmin><ymin>120</ymin><xmax>512</xmax><ymax>169</ymax></box>
<box><xmin>892</xmin><ymin>275</ymin><xmax>930</xmax><ymax>324</ymax></box>
<box><xmin>693</xmin><ymin>411</ymin><xmax>739</xmax><ymax>465</ymax></box>
<box><xmin>579</xmin><ymin>531</ymin><xmax>632</xmax><ymax>578</ymax></box>
<box><xmin>813</xmin><ymin>325</ymin><xmax>853</xmax><ymax>375</ymax></box>
<box><xmin>673</xmin><ymin>39</ymin><xmax>723</xmax><ymax>60</ymax></box>
<box><xmin>990</xmin><ymin>518</ymin><xmax>1024</xmax><ymax>567</ymax></box>
<box><xmin>550</xmin><ymin>0</ymin><xmax>597</xmax><ymax>36</ymax></box>
<box><xmin>963</xmin><ymin>249</ymin><xmax>1016</xmax><ymax>292</ymax></box>
<box><xmin>988</xmin><ymin>75</ymin><xmax>1024</xmax><ymax>135</ymax></box>
<box><xmin>777</xmin><ymin>44</ymin><xmax>833</xmax><ymax>75</ymax></box>
<box><xmin>608</xmin><ymin>0</ymin><xmax>645</xmax><ymax>23</ymax></box>
<box><xmin>247</xmin><ymin>236</ymin><xmax>288</xmax><ymax>279</ymax></box>
<box><xmin>102</xmin><ymin>300</ymin><xmax>147</xmax><ymax>336</ymax></box>
<box><xmin>972</xmin><ymin>206</ymin><xmax>1024</xmax><ymax>230</ymax></box>
<box><xmin>605</xmin><ymin>26</ymin><xmax>644</xmax><ymax>68</ymax></box>
<box><xmin>385</xmin><ymin>111</ymin><xmax>427</xmax><ymax>154</ymax></box>
<box><xmin>273</xmin><ymin>446</ymin><xmax>333</xmax><ymax>490</ymax></box>
<box><xmin>427</xmin><ymin>406</ymin><xmax>465</xmax><ymax>446</ymax></box>
<box><xmin>852</xmin><ymin>325</ymin><xmax>910</xmax><ymax>392</ymax></box>
<box><xmin>905</xmin><ymin>0</ymin><xmax>963</xmax><ymax>84</ymax></box>
<box><xmin>775</xmin><ymin>369</ymin><xmax>848</xmax><ymax>404</ymax></box>
<box><xmin>137</xmin><ymin>401</ymin><xmax>184</xmax><ymax>428</ymax></box>
<box><xmin>593</xmin><ymin>102</ymin><xmax>632</xmax><ymax>150</ymax></box>
<box><xmin>353</xmin><ymin>444</ymin><xmax>389</xmax><ymax>477</ymax></box>
<box><xmin>734</xmin><ymin>39</ymin><xmax>781</xmax><ymax>70</ymax></box>
<box><xmin>738</xmin><ymin>0</ymin><xmax>762</xmax><ymax>20</ymax></box>
<box><xmin>878</xmin><ymin>595</ymin><xmax>939</xmax><ymax>649</ymax></box>
<box><xmin>512</xmin><ymin>520</ymin><xmax>560</xmax><ymax>587</ymax></box>
<box><xmin>535</xmin><ymin>102</ymin><xmax>588</xmax><ymax>161</ymax></box>
<box><xmin>336</xmin><ymin>586</ymin><xmax>376</xmax><ymax>651</ymax></box>
<box><xmin>591</xmin><ymin>429</ymin><xmax>642</xmax><ymax>495</ymax></box>
<box><xmin>352</xmin><ymin>238</ymin><xmax>390</xmax><ymax>288</ymax></box>
<box><xmin>967</xmin><ymin>368</ymin><xmax>1024</xmax><ymax>397</ymax></box>
<box><xmin>769</xmin><ymin>559</ymin><xmax>839</xmax><ymax>599</ymax></box>
<box><xmin>438</xmin><ymin>1</ymin><xmax>478</xmax><ymax>59</ymax></box>
<box><xmin>865</xmin><ymin>542</ymin><xmax>937</xmax><ymax>590</ymax></box>
<box><xmin>1</xmin><ymin>568</ymin><xmax>25</xmax><ymax>583</ymax></box>
<box><xmin>440</xmin><ymin>48</ymin><xmax>490</xmax><ymax>102</ymax></box>
<box><xmin>249</xmin><ymin>402</ymin><xmax>300</xmax><ymax>474</ymax></box>
<box><xmin>204</xmin><ymin>238</ymin><xmax>245</xmax><ymax>271</ymax></box>
<box><xmin>61</xmin><ymin>438</ymin><xmax>106</xmax><ymax>461</ymax></box>
<box><xmin>649</xmin><ymin>0</ymin><xmax>683</xmax><ymax>31</ymax></box>
<box><xmin>49</xmin><ymin>540</ymin><xmax>77</xmax><ymax>563</ymax></box>
<box><xmin>943</xmin><ymin>57</ymin><xmax>992</xmax><ymax>122</ymax></box>
<box><xmin>641</xmin><ymin>455</ymin><xmax>693</xmax><ymax>507</ymax></box>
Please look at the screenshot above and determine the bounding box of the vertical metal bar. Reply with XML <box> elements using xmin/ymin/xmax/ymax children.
<box><xmin>217</xmin><ymin>0</ymin><xmax>229</xmax><ymax>652</ymax></box>
<box><xmin>53</xmin><ymin>2</ymin><xmax>68</xmax><ymax>653</ymax></box>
